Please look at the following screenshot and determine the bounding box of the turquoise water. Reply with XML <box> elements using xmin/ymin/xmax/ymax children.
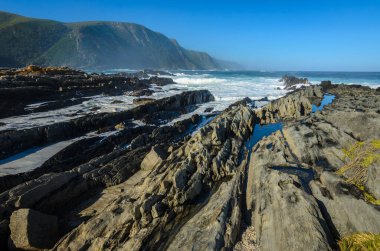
<box><xmin>312</xmin><ymin>94</ymin><xmax>336</xmax><ymax>112</ymax></box>
<box><xmin>246</xmin><ymin>123</ymin><xmax>283</xmax><ymax>150</ymax></box>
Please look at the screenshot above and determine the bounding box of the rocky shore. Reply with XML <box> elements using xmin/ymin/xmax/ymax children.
<box><xmin>0</xmin><ymin>65</ymin><xmax>174</xmax><ymax>119</ymax></box>
<box><xmin>0</xmin><ymin>67</ymin><xmax>379</xmax><ymax>251</ymax></box>
<box><xmin>279</xmin><ymin>75</ymin><xmax>310</xmax><ymax>90</ymax></box>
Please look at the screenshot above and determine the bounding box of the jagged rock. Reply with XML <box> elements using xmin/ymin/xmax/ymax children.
<box><xmin>9</xmin><ymin>208</ymin><xmax>58</xmax><ymax>250</ymax></box>
<box><xmin>204</xmin><ymin>107</ymin><xmax>213</xmax><ymax>113</ymax></box>
<box><xmin>0</xmin><ymin>84</ymin><xmax>378</xmax><ymax>251</ymax></box>
<box><xmin>130</xmin><ymin>133</ymin><xmax>150</xmax><ymax>149</ymax></box>
<box><xmin>51</xmin><ymin>102</ymin><xmax>255</xmax><ymax>251</ymax></box>
<box><xmin>0</xmin><ymin>90</ymin><xmax>214</xmax><ymax>159</ymax></box>
<box><xmin>148</xmin><ymin>76</ymin><xmax>175</xmax><ymax>86</ymax></box>
<box><xmin>279</xmin><ymin>75</ymin><xmax>309</xmax><ymax>90</ymax></box>
<box><xmin>167</xmin><ymin>167</ymin><xmax>245</xmax><ymax>251</ymax></box>
<box><xmin>0</xmin><ymin>66</ymin><xmax>177</xmax><ymax>119</ymax></box>
<box><xmin>257</xmin><ymin>85</ymin><xmax>323</xmax><ymax>124</ymax></box>
<box><xmin>0</xmin><ymin>111</ymin><xmax>207</xmax><ymax>249</ymax></box>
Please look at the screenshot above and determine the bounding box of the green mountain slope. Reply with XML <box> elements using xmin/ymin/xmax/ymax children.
<box><xmin>0</xmin><ymin>11</ymin><xmax>226</xmax><ymax>70</ymax></box>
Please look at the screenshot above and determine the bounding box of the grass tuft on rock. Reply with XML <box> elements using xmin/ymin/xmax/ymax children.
<box><xmin>336</xmin><ymin>139</ymin><xmax>380</xmax><ymax>205</ymax></box>
<box><xmin>339</xmin><ymin>232</ymin><xmax>380</xmax><ymax>251</ymax></box>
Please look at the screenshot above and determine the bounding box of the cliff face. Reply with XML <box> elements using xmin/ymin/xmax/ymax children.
<box><xmin>0</xmin><ymin>11</ymin><xmax>222</xmax><ymax>70</ymax></box>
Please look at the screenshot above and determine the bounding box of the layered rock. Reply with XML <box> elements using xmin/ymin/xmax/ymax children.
<box><xmin>0</xmin><ymin>90</ymin><xmax>214</xmax><ymax>160</ymax></box>
<box><xmin>244</xmin><ymin>84</ymin><xmax>380</xmax><ymax>251</ymax></box>
<box><xmin>0</xmin><ymin>113</ymin><xmax>207</xmax><ymax>250</ymax></box>
<box><xmin>0</xmin><ymin>83</ymin><xmax>379</xmax><ymax>251</ymax></box>
<box><xmin>0</xmin><ymin>66</ymin><xmax>175</xmax><ymax>119</ymax></box>
<box><xmin>256</xmin><ymin>85</ymin><xmax>323</xmax><ymax>123</ymax></box>
<box><xmin>53</xmin><ymin>102</ymin><xmax>256</xmax><ymax>250</ymax></box>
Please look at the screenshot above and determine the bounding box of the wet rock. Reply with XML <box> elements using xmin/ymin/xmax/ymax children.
<box><xmin>279</xmin><ymin>75</ymin><xmax>309</xmax><ymax>90</ymax></box>
<box><xmin>204</xmin><ymin>107</ymin><xmax>214</xmax><ymax>113</ymax></box>
<box><xmin>148</xmin><ymin>76</ymin><xmax>175</xmax><ymax>86</ymax></box>
<box><xmin>0</xmin><ymin>90</ymin><xmax>214</xmax><ymax>159</ymax></box>
<box><xmin>133</xmin><ymin>97</ymin><xmax>155</xmax><ymax>105</ymax></box>
<box><xmin>9</xmin><ymin>208</ymin><xmax>59</xmax><ymax>250</ymax></box>
<box><xmin>0</xmin><ymin>66</ymin><xmax>175</xmax><ymax>119</ymax></box>
<box><xmin>111</xmin><ymin>100</ymin><xmax>124</xmax><ymax>104</ymax></box>
<box><xmin>129</xmin><ymin>89</ymin><xmax>154</xmax><ymax>96</ymax></box>
<box><xmin>130</xmin><ymin>133</ymin><xmax>150</xmax><ymax>149</ymax></box>
<box><xmin>257</xmin><ymin>96</ymin><xmax>269</xmax><ymax>101</ymax></box>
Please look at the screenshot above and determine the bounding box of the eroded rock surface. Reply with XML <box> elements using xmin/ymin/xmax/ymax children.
<box><xmin>0</xmin><ymin>83</ymin><xmax>379</xmax><ymax>251</ymax></box>
<box><xmin>0</xmin><ymin>66</ymin><xmax>175</xmax><ymax>119</ymax></box>
<box><xmin>245</xmin><ymin>84</ymin><xmax>380</xmax><ymax>251</ymax></box>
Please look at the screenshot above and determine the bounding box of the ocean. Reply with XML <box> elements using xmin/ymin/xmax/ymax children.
<box><xmin>1</xmin><ymin>70</ymin><xmax>379</xmax><ymax>131</ymax></box>
<box><xmin>157</xmin><ymin>70</ymin><xmax>380</xmax><ymax>111</ymax></box>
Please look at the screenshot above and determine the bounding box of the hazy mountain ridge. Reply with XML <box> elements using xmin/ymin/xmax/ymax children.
<box><xmin>0</xmin><ymin>11</ymin><xmax>233</xmax><ymax>70</ymax></box>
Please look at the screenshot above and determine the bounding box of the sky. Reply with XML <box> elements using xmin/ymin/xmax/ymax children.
<box><xmin>1</xmin><ymin>0</ymin><xmax>379</xmax><ymax>71</ymax></box>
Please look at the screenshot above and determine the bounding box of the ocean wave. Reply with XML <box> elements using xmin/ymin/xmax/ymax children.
<box><xmin>173</xmin><ymin>72</ymin><xmax>187</xmax><ymax>76</ymax></box>
<box><xmin>174</xmin><ymin>77</ymin><xmax>228</xmax><ymax>85</ymax></box>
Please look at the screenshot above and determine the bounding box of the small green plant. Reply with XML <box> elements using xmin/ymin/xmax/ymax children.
<box><xmin>338</xmin><ymin>232</ymin><xmax>380</xmax><ymax>251</ymax></box>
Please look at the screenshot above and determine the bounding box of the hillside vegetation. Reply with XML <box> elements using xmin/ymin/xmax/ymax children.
<box><xmin>0</xmin><ymin>11</ymin><xmax>224</xmax><ymax>70</ymax></box>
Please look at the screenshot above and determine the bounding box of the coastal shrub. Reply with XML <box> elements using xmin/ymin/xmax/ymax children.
<box><xmin>337</xmin><ymin>139</ymin><xmax>380</xmax><ymax>205</ymax></box>
<box><xmin>338</xmin><ymin>232</ymin><xmax>380</xmax><ymax>251</ymax></box>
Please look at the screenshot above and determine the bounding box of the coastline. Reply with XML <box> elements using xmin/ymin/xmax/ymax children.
<box><xmin>0</xmin><ymin>66</ymin><xmax>379</xmax><ymax>250</ymax></box>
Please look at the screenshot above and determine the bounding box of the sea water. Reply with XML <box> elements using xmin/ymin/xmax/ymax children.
<box><xmin>1</xmin><ymin>70</ymin><xmax>379</xmax><ymax>131</ymax></box>
<box><xmin>160</xmin><ymin>70</ymin><xmax>380</xmax><ymax>112</ymax></box>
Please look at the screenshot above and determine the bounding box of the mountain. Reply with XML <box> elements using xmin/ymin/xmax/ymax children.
<box><xmin>0</xmin><ymin>11</ymin><xmax>229</xmax><ymax>70</ymax></box>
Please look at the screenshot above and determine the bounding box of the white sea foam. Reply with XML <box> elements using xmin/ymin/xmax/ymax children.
<box><xmin>175</xmin><ymin>77</ymin><xmax>228</xmax><ymax>85</ymax></box>
<box><xmin>2</xmin><ymin>70</ymin><xmax>379</xmax><ymax>132</ymax></box>
<box><xmin>161</xmin><ymin>74</ymin><xmax>290</xmax><ymax>112</ymax></box>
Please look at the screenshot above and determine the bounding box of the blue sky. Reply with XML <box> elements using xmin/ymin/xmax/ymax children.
<box><xmin>1</xmin><ymin>0</ymin><xmax>379</xmax><ymax>71</ymax></box>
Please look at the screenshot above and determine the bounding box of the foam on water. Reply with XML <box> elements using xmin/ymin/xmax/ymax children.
<box><xmin>162</xmin><ymin>71</ymin><xmax>380</xmax><ymax>112</ymax></box>
<box><xmin>1</xmin><ymin>70</ymin><xmax>379</xmax><ymax>131</ymax></box>
<box><xmin>160</xmin><ymin>73</ymin><xmax>288</xmax><ymax>111</ymax></box>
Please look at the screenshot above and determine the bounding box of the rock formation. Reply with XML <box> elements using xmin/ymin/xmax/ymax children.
<box><xmin>0</xmin><ymin>66</ymin><xmax>177</xmax><ymax>119</ymax></box>
<box><xmin>0</xmin><ymin>74</ymin><xmax>379</xmax><ymax>250</ymax></box>
<box><xmin>279</xmin><ymin>75</ymin><xmax>310</xmax><ymax>90</ymax></box>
